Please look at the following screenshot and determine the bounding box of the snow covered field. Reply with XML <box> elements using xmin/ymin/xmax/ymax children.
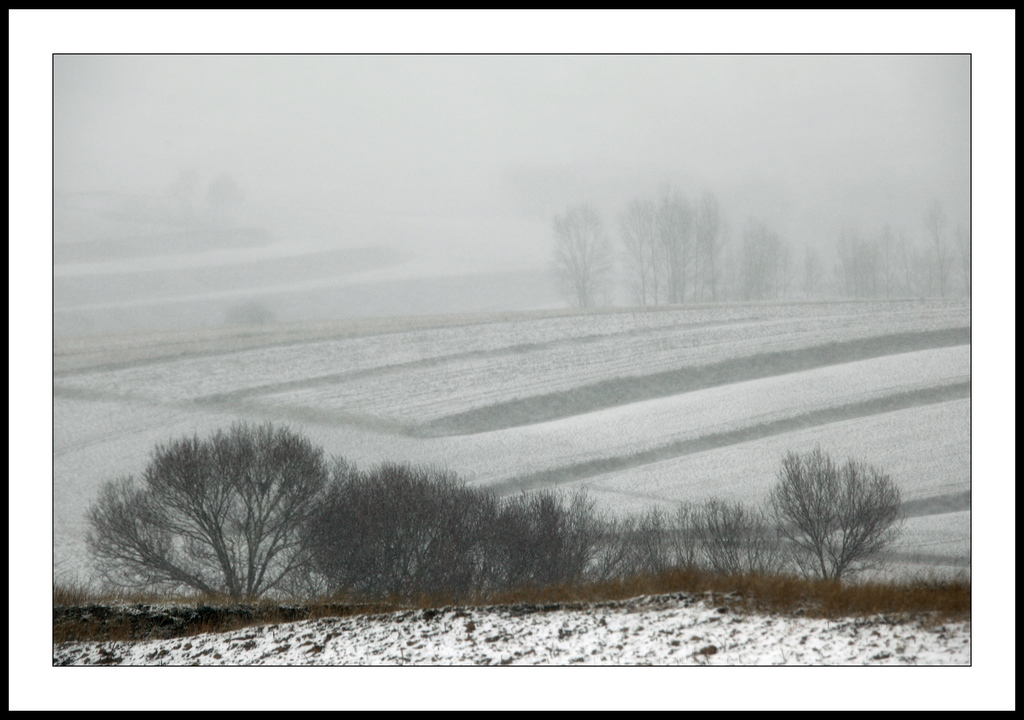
<box><xmin>53</xmin><ymin>301</ymin><xmax>972</xmax><ymax>586</ymax></box>
<box><xmin>563</xmin><ymin>399</ymin><xmax>970</xmax><ymax>515</ymax></box>
<box><xmin>42</xmin><ymin>296</ymin><xmax>994</xmax><ymax>706</ymax></box>
<box><xmin>53</xmin><ymin>592</ymin><xmax>970</xmax><ymax>668</ymax></box>
<box><xmin>55</xmin><ymin>301</ymin><xmax>968</xmax><ymax>419</ymax></box>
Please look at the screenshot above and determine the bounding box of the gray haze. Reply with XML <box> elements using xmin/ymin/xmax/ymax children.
<box><xmin>54</xmin><ymin>55</ymin><xmax>970</xmax><ymax>334</ymax></box>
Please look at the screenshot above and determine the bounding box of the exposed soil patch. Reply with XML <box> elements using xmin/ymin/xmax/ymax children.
<box><xmin>53</xmin><ymin>601</ymin><xmax>397</xmax><ymax>645</ymax></box>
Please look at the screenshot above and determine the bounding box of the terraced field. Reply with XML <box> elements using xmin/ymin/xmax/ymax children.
<box><xmin>53</xmin><ymin>300</ymin><xmax>971</xmax><ymax>583</ymax></box>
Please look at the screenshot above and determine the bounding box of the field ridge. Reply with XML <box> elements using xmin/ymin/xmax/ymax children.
<box><xmin>422</xmin><ymin>328</ymin><xmax>970</xmax><ymax>437</ymax></box>
<box><xmin>487</xmin><ymin>381</ymin><xmax>970</xmax><ymax>495</ymax></box>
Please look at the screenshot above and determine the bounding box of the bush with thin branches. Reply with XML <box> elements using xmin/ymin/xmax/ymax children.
<box><xmin>303</xmin><ymin>467</ymin><xmax>608</xmax><ymax>601</ymax></box>
<box><xmin>83</xmin><ymin>423</ymin><xmax>912</xmax><ymax>605</ymax></box>
<box><xmin>690</xmin><ymin>498</ymin><xmax>784</xmax><ymax>576</ymax></box>
<box><xmin>767</xmin><ymin>446</ymin><xmax>905</xmax><ymax>580</ymax></box>
<box><xmin>303</xmin><ymin>462</ymin><xmax>495</xmax><ymax>602</ymax></box>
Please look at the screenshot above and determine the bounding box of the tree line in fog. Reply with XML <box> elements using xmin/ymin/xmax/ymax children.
<box><xmin>553</xmin><ymin>190</ymin><xmax>971</xmax><ymax>309</ymax></box>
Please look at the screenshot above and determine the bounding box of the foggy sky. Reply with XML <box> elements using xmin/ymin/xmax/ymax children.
<box><xmin>53</xmin><ymin>53</ymin><xmax>971</xmax><ymax>330</ymax></box>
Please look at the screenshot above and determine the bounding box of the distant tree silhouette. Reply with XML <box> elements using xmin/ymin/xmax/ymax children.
<box><xmin>620</xmin><ymin>197</ymin><xmax>658</xmax><ymax>306</ymax></box>
<box><xmin>924</xmin><ymin>200</ymin><xmax>951</xmax><ymax>298</ymax></box>
<box><xmin>740</xmin><ymin>218</ymin><xmax>789</xmax><ymax>301</ymax></box>
<box><xmin>553</xmin><ymin>203</ymin><xmax>611</xmax><ymax>309</ymax></box>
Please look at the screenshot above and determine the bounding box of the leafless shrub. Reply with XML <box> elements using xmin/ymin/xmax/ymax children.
<box><xmin>767</xmin><ymin>446</ymin><xmax>905</xmax><ymax>580</ymax></box>
<box><xmin>670</xmin><ymin>502</ymin><xmax>701</xmax><ymax>569</ymax></box>
<box><xmin>591</xmin><ymin>504</ymin><xmax>702</xmax><ymax>580</ymax></box>
<box><xmin>304</xmin><ymin>463</ymin><xmax>493</xmax><ymax>602</ymax></box>
<box><xmin>481</xmin><ymin>489</ymin><xmax>603</xmax><ymax>592</ymax></box>
<box><xmin>86</xmin><ymin>423</ymin><xmax>331</xmax><ymax>600</ymax></box>
<box><xmin>586</xmin><ymin>516</ymin><xmax>630</xmax><ymax>582</ymax></box>
<box><xmin>305</xmin><ymin>472</ymin><xmax>609</xmax><ymax>601</ymax></box>
<box><xmin>614</xmin><ymin>507</ymin><xmax>675</xmax><ymax>577</ymax></box>
<box><xmin>689</xmin><ymin>498</ymin><xmax>783</xmax><ymax>575</ymax></box>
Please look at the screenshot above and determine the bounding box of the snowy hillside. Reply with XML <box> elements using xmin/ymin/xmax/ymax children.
<box><xmin>55</xmin><ymin>592</ymin><xmax>969</xmax><ymax>667</ymax></box>
<box><xmin>53</xmin><ymin>301</ymin><xmax>972</xmax><ymax>586</ymax></box>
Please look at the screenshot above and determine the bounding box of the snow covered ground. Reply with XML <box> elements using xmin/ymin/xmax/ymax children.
<box><xmin>51</xmin><ymin>303</ymin><xmax>973</xmax><ymax>587</ymax></box>
<box><xmin>45</xmin><ymin>590</ymin><xmax>993</xmax><ymax>708</ymax></box>
<box><xmin>565</xmin><ymin>399</ymin><xmax>970</xmax><ymax>515</ymax></box>
<box><xmin>54</xmin><ymin>592</ymin><xmax>970</xmax><ymax>668</ymax></box>
<box><xmin>43</xmin><ymin>587</ymin><xmax>1007</xmax><ymax>711</ymax></box>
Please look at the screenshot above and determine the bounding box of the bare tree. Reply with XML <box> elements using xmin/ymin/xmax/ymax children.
<box><xmin>896</xmin><ymin>227</ymin><xmax>923</xmax><ymax>298</ymax></box>
<box><xmin>553</xmin><ymin>203</ymin><xmax>611</xmax><ymax>309</ymax></box>
<box><xmin>955</xmin><ymin>224</ymin><xmax>971</xmax><ymax>297</ymax></box>
<box><xmin>879</xmin><ymin>225</ymin><xmax>896</xmax><ymax>299</ymax></box>
<box><xmin>925</xmin><ymin>200</ymin><xmax>951</xmax><ymax>298</ymax></box>
<box><xmin>720</xmin><ymin>240</ymin><xmax>742</xmax><ymax>302</ymax></box>
<box><xmin>801</xmin><ymin>244</ymin><xmax>822</xmax><ymax>299</ymax></box>
<box><xmin>694</xmin><ymin>190</ymin><xmax>723</xmax><ymax>302</ymax></box>
<box><xmin>619</xmin><ymin>197</ymin><xmax>658</xmax><ymax>306</ymax></box>
<box><xmin>836</xmin><ymin>226</ymin><xmax>879</xmax><ymax>298</ymax></box>
<box><xmin>656</xmin><ymin>187</ymin><xmax>694</xmax><ymax>304</ymax></box>
<box><xmin>767</xmin><ymin>447</ymin><xmax>904</xmax><ymax>580</ymax></box>
<box><xmin>740</xmin><ymin>218</ymin><xmax>788</xmax><ymax>301</ymax></box>
<box><xmin>87</xmin><ymin>423</ymin><xmax>332</xmax><ymax>599</ymax></box>
<box><xmin>740</xmin><ymin>219</ymin><xmax>770</xmax><ymax>301</ymax></box>
<box><xmin>776</xmin><ymin>241</ymin><xmax>792</xmax><ymax>299</ymax></box>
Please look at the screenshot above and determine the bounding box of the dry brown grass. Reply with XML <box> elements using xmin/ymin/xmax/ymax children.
<box><xmin>53</xmin><ymin>579</ymin><xmax>232</xmax><ymax>608</ymax></box>
<box><xmin>468</xmin><ymin>567</ymin><xmax>970</xmax><ymax>621</ymax></box>
<box><xmin>55</xmin><ymin>568</ymin><xmax>969</xmax><ymax>645</ymax></box>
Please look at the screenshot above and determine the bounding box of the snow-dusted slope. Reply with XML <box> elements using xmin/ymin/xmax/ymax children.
<box><xmin>52</xmin><ymin>302</ymin><xmax>972</xmax><ymax>592</ymax></box>
<box><xmin>53</xmin><ymin>592</ymin><xmax>969</xmax><ymax>667</ymax></box>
